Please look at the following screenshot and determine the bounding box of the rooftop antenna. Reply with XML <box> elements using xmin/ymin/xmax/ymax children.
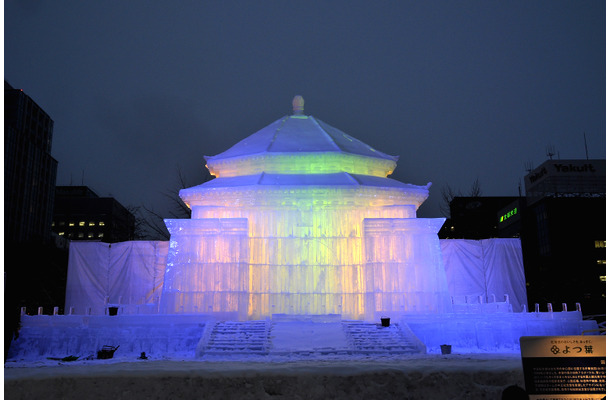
<box><xmin>583</xmin><ymin>131</ymin><xmax>589</xmax><ymax>160</ymax></box>
<box><xmin>546</xmin><ymin>145</ymin><xmax>556</xmax><ymax>160</ymax></box>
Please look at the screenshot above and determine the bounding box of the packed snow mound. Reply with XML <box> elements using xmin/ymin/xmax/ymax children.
<box><xmin>5</xmin><ymin>355</ymin><xmax>526</xmax><ymax>400</ymax></box>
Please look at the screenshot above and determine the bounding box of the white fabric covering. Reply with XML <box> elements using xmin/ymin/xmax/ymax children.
<box><xmin>440</xmin><ymin>239</ymin><xmax>526</xmax><ymax>312</ymax></box>
<box><xmin>64</xmin><ymin>239</ymin><xmax>525</xmax><ymax>315</ymax></box>
<box><xmin>64</xmin><ymin>241</ymin><xmax>168</xmax><ymax>315</ymax></box>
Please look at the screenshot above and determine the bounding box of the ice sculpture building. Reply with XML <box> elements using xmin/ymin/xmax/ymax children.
<box><xmin>160</xmin><ymin>96</ymin><xmax>452</xmax><ymax>320</ymax></box>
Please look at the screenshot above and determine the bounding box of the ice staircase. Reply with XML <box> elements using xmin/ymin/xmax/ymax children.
<box><xmin>197</xmin><ymin>320</ymin><xmax>272</xmax><ymax>356</ymax></box>
<box><xmin>196</xmin><ymin>319</ymin><xmax>425</xmax><ymax>358</ymax></box>
<box><xmin>342</xmin><ymin>321</ymin><xmax>426</xmax><ymax>355</ymax></box>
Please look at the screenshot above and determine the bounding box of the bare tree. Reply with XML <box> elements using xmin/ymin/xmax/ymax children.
<box><xmin>469</xmin><ymin>178</ymin><xmax>482</xmax><ymax>197</ymax></box>
<box><xmin>439</xmin><ymin>179</ymin><xmax>482</xmax><ymax>218</ymax></box>
<box><xmin>440</xmin><ymin>183</ymin><xmax>459</xmax><ymax>218</ymax></box>
<box><xmin>130</xmin><ymin>166</ymin><xmax>209</xmax><ymax>240</ymax></box>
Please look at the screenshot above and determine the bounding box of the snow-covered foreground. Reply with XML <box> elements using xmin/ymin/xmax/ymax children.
<box><xmin>7</xmin><ymin>313</ymin><xmax>597</xmax><ymax>399</ymax></box>
<box><xmin>5</xmin><ymin>354</ymin><xmax>525</xmax><ymax>400</ymax></box>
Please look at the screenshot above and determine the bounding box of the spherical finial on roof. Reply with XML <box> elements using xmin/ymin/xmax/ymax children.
<box><xmin>292</xmin><ymin>95</ymin><xmax>305</xmax><ymax>115</ymax></box>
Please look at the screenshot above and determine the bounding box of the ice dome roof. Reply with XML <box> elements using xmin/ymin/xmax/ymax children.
<box><xmin>204</xmin><ymin>97</ymin><xmax>398</xmax><ymax>178</ymax></box>
<box><xmin>206</xmin><ymin>115</ymin><xmax>398</xmax><ymax>162</ymax></box>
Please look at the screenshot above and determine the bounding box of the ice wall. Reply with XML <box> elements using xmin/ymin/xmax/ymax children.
<box><xmin>161</xmin><ymin>187</ymin><xmax>451</xmax><ymax>320</ymax></box>
<box><xmin>160</xmin><ymin>218</ymin><xmax>249</xmax><ymax>317</ymax></box>
<box><xmin>363</xmin><ymin>218</ymin><xmax>452</xmax><ymax>315</ymax></box>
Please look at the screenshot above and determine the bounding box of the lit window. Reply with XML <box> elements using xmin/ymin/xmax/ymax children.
<box><xmin>78</xmin><ymin>233</ymin><xmax>84</xmax><ymax>238</ymax></box>
<box><xmin>79</xmin><ymin>221</ymin><xmax>85</xmax><ymax>226</ymax></box>
<box><xmin>69</xmin><ymin>222</ymin><xmax>75</xmax><ymax>227</ymax></box>
<box><xmin>595</xmin><ymin>240</ymin><xmax>606</xmax><ymax>248</ymax></box>
<box><xmin>99</xmin><ymin>221</ymin><xmax>105</xmax><ymax>226</ymax></box>
<box><xmin>600</xmin><ymin>276</ymin><xmax>606</xmax><ymax>282</ymax></box>
<box><xmin>98</xmin><ymin>233</ymin><xmax>104</xmax><ymax>238</ymax></box>
<box><xmin>58</xmin><ymin>232</ymin><xmax>64</xmax><ymax>236</ymax></box>
<box><xmin>89</xmin><ymin>222</ymin><xmax>95</xmax><ymax>226</ymax></box>
<box><xmin>51</xmin><ymin>221</ymin><xmax>55</xmax><ymax>227</ymax></box>
<box><xmin>87</xmin><ymin>233</ymin><xmax>94</xmax><ymax>238</ymax></box>
<box><xmin>597</xmin><ymin>260</ymin><xmax>606</xmax><ymax>265</ymax></box>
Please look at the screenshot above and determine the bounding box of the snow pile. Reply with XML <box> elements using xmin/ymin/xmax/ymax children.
<box><xmin>5</xmin><ymin>355</ymin><xmax>526</xmax><ymax>400</ymax></box>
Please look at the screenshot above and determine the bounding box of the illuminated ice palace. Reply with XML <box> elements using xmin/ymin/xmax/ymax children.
<box><xmin>8</xmin><ymin>97</ymin><xmax>598</xmax><ymax>360</ymax></box>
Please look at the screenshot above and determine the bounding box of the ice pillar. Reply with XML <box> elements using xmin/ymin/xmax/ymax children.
<box><xmin>160</xmin><ymin>218</ymin><xmax>249</xmax><ymax>318</ymax></box>
<box><xmin>363</xmin><ymin>218</ymin><xmax>452</xmax><ymax>317</ymax></box>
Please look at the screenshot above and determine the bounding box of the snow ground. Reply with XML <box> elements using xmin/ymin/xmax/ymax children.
<box><xmin>5</xmin><ymin>354</ymin><xmax>525</xmax><ymax>400</ymax></box>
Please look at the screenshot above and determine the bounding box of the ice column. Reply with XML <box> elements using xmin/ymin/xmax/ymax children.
<box><xmin>363</xmin><ymin>218</ymin><xmax>452</xmax><ymax>316</ymax></box>
<box><xmin>160</xmin><ymin>218</ymin><xmax>249</xmax><ymax>318</ymax></box>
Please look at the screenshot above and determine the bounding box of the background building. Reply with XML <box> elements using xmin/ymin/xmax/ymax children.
<box><xmin>4</xmin><ymin>81</ymin><xmax>58</xmax><ymax>245</ymax></box>
<box><xmin>53</xmin><ymin>186</ymin><xmax>136</xmax><ymax>243</ymax></box>
<box><xmin>518</xmin><ymin>159</ymin><xmax>605</xmax><ymax>316</ymax></box>
<box><xmin>4</xmin><ymin>82</ymin><xmax>63</xmax><ymax>359</ymax></box>
<box><xmin>439</xmin><ymin>196</ymin><xmax>518</xmax><ymax>239</ymax></box>
<box><xmin>440</xmin><ymin>159</ymin><xmax>605</xmax><ymax>316</ymax></box>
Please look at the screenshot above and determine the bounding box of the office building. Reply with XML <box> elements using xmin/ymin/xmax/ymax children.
<box><xmin>4</xmin><ymin>81</ymin><xmax>58</xmax><ymax>245</ymax></box>
<box><xmin>53</xmin><ymin>186</ymin><xmax>136</xmax><ymax>243</ymax></box>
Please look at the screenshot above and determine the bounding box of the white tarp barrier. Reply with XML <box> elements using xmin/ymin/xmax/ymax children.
<box><xmin>440</xmin><ymin>238</ymin><xmax>526</xmax><ymax>312</ymax></box>
<box><xmin>64</xmin><ymin>239</ymin><xmax>525</xmax><ymax>315</ymax></box>
<box><xmin>64</xmin><ymin>241</ymin><xmax>168</xmax><ymax>315</ymax></box>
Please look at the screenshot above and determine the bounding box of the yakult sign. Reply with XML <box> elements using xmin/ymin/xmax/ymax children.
<box><xmin>524</xmin><ymin>159</ymin><xmax>605</xmax><ymax>195</ymax></box>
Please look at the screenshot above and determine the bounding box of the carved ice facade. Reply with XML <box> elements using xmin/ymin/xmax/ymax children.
<box><xmin>160</xmin><ymin>97</ymin><xmax>452</xmax><ymax>320</ymax></box>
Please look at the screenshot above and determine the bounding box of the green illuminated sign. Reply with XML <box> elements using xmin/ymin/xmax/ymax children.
<box><xmin>499</xmin><ymin>207</ymin><xmax>518</xmax><ymax>223</ymax></box>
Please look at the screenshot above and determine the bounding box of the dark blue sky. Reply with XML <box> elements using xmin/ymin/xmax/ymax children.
<box><xmin>5</xmin><ymin>1</ymin><xmax>605</xmax><ymax>218</ymax></box>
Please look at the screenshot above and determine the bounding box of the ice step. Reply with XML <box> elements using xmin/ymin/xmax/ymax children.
<box><xmin>342</xmin><ymin>321</ymin><xmax>426</xmax><ymax>354</ymax></box>
<box><xmin>201</xmin><ymin>320</ymin><xmax>271</xmax><ymax>355</ymax></box>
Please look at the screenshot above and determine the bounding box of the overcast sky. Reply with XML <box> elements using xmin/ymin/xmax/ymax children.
<box><xmin>4</xmin><ymin>1</ymin><xmax>605</xmax><ymax>220</ymax></box>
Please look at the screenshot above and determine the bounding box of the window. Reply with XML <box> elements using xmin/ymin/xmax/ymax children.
<box><xmin>58</xmin><ymin>232</ymin><xmax>64</xmax><ymax>236</ymax></box>
<box><xmin>69</xmin><ymin>222</ymin><xmax>75</xmax><ymax>227</ymax></box>
<box><xmin>595</xmin><ymin>240</ymin><xmax>606</xmax><ymax>248</ymax></box>
<box><xmin>600</xmin><ymin>276</ymin><xmax>606</xmax><ymax>282</ymax></box>
<box><xmin>79</xmin><ymin>221</ymin><xmax>85</xmax><ymax>226</ymax></box>
<box><xmin>59</xmin><ymin>221</ymin><xmax>65</xmax><ymax>226</ymax></box>
<box><xmin>87</xmin><ymin>233</ymin><xmax>94</xmax><ymax>238</ymax></box>
<box><xmin>98</xmin><ymin>233</ymin><xmax>104</xmax><ymax>238</ymax></box>
<box><xmin>77</xmin><ymin>232</ymin><xmax>84</xmax><ymax>238</ymax></box>
<box><xmin>51</xmin><ymin>221</ymin><xmax>55</xmax><ymax>227</ymax></box>
<box><xmin>596</xmin><ymin>260</ymin><xmax>606</xmax><ymax>265</ymax></box>
<box><xmin>89</xmin><ymin>222</ymin><xmax>95</xmax><ymax>226</ymax></box>
<box><xmin>99</xmin><ymin>221</ymin><xmax>105</xmax><ymax>226</ymax></box>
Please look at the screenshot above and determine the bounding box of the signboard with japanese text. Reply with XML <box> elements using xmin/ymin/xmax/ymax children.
<box><xmin>520</xmin><ymin>336</ymin><xmax>606</xmax><ymax>399</ymax></box>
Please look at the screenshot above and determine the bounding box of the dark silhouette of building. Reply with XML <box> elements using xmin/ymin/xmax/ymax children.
<box><xmin>4</xmin><ymin>81</ymin><xmax>64</xmax><ymax>360</ymax></box>
<box><xmin>440</xmin><ymin>159</ymin><xmax>605</xmax><ymax>316</ymax></box>
<box><xmin>4</xmin><ymin>81</ymin><xmax>58</xmax><ymax>245</ymax></box>
<box><xmin>52</xmin><ymin>186</ymin><xmax>136</xmax><ymax>243</ymax></box>
<box><xmin>439</xmin><ymin>196</ymin><xmax>518</xmax><ymax>239</ymax></box>
<box><xmin>517</xmin><ymin>159</ymin><xmax>605</xmax><ymax>316</ymax></box>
